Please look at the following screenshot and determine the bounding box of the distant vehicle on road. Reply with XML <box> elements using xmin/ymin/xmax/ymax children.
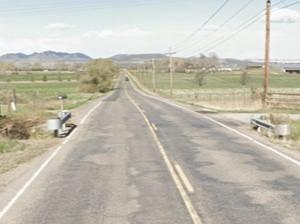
<box><xmin>125</xmin><ymin>76</ymin><xmax>129</xmax><ymax>81</ymax></box>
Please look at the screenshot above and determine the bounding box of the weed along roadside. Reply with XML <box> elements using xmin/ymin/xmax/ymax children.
<box><xmin>0</xmin><ymin>58</ymin><xmax>119</xmax><ymax>176</ymax></box>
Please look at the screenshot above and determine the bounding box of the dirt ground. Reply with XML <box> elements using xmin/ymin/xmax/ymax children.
<box><xmin>0</xmin><ymin>138</ymin><xmax>59</xmax><ymax>174</ymax></box>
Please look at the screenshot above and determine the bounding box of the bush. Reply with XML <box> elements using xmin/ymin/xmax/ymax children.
<box><xmin>0</xmin><ymin>117</ymin><xmax>39</xmax><ymax>140</ymax></box>
<box><xmin>195</xmin><ymin>72</ymin><xmax>205</xmax><ymax>87</ymax></box>
<box><xmin>80</xmin><ymin>59</ymin><xmax>119</xmax><ymax>93</ymax></box>
<box><xmin>42</xmin><ymin>75</ymin><xmax>48</xmax><ymax>82</ymax></box>
<box><xmin>57</xmin><ymin>75</ymin><xmax>62</xmax><ymax>82</ymax></box>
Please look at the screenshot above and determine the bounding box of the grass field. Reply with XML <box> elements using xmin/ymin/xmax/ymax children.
<box><xmin>0</xmin><ymin>73</ymin><xmax>99</xmax><ymax>117</ymax></box>
<box><xmin>0</xmin><ymin>71</ymin><xmax>78</xmax><ymax>82</ymax></box>
<box><xmin>131</xmin><ymin>69</ymin><xmax>300</xmax><ymax>112</ymax></box>
<box><xmin>132</xmin><ymin>69</ymin><xmax>300</xmax><ymax>90</ymax></box>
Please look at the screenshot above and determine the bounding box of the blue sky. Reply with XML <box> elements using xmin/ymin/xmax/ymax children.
<box><xmin>0</xmin><ymin>0</ymin><xmax>299</xmax><ymax>59</ymax></box>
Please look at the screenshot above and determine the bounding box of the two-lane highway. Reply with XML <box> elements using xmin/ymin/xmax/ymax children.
<box><xmin>0</xmin><ymin>77</ymin><xmax>299</xmax><ymax>224</ymax></box>
<box><xmin>125</xmin><ymin>78</ymin><xmax>300</xmax><ymax>224</ymax></box>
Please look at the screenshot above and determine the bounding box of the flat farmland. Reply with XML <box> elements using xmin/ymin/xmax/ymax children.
<box><xmin>133</xmin><ymin>69</ymin><xmax>300</xmax><ymax>90</ymax></box>
<box><xmin>0</xmin><ymin>71</ymin><xmax>78</xmax><ymax>82</ymax></box>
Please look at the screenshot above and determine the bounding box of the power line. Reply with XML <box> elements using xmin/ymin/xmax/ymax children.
<box><xmin>282</xmin><ymin>0</ymin><xmax>300</xmax><ymax>7</ymax></box>
<box><xmin>0</xmin><ymin>0</ymin><xmax>181</xmax><ymax>15</ymax></box>
<box><xmin>172</xmin><ymin>0</ymin><xmax>230</xmax><ymax>50</ymax></box>
<box><xmin>187</xmin><ymin>0</ymin><xmax>294</xmax><ymax>56</ymax></box>
<box><xmin>175</xmin><ymin>0</ymin><xmax>255</xmax><ymax>54</ymax></box>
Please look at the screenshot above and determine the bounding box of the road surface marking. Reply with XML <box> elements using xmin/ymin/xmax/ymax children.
<box><xmin>0</xmin><ymin>145</ymin><xmax>62</xmax><ymax>221</ymax></box>
<box><xmin>80</xmin><ymin>85</ymin><xmax>118</xmax><ymax>125</ymax></box>
<box><xmin>174</xmin><ymin>162</ymin><xmax>195</xmax><ymax>194</ymax></box>
<box><xmin>0</xmin><ymin>94</ymin><xmax>109</xmax><ymax>222</ymax></box>
<box><xmin>127</xmin><ymin>72</ymin><xmax>300</xmax><ymax>168</ymax></box>
<box><xmin>80</xmin><ymin>101</ymin><xmax>103</xmax><ymax>125</ymax></box>
<box><xmin>62</xmin><ymin>128</ymin><xmax>79</xmax><ymax>145</ymax></box>
<box><xmin>151</xmin><ymin>123</ymin><xmax>158</xmax><ymax>131</ymax></box>
<box><xmin>125</xmin><ymin>87</ymin><xmax>203</xmax><ymax>224</ymax></box>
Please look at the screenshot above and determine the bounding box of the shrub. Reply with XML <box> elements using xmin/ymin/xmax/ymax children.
<box><xmin>42</xmin><ymin>75</ymin><xmax>48</xmax><ymax>82</ymax></box>
<box><xmin>80</xmin><ymin>59</ymin><xmax>119</xmax><ymax>93</ymax></box>
<box><xmin>195</xmin><ymin>72</ymin><xmax>205</xmax><ymax>87</ymax></box>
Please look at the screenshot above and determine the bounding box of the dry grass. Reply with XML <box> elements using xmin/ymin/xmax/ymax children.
<box><xmin>157</xmin><ymin>89</ymin><xmax>262</xmax><ymax>111</ymax></box>
<box><xmin>0</xmin><ymin>138</ymin><xmax>59</xmax><ymax>174</ymax></box>
<box><xmin>290</xmin><ymin>121</ymin><xmax>300</xmax><ymax>142</ymax></box>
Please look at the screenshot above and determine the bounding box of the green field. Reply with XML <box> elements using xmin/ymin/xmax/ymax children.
<box><xmin>131</xmin><ymin>69</ymin><xmax>300</xmax><ymax>113</ymax></box>
<box><xmin>0</xmin><ymin>73</ymin><xmax>99</xmax><ymax>117</ymax></box>
<box><xmin>0</xmin><ymin>71</ymin><xmax>78</xmax><ymax>82</ymax></box>
<box><xmin>133</xmin><ymin>69</ymin><xmax>300</xmax><ymax>90</ymax></box>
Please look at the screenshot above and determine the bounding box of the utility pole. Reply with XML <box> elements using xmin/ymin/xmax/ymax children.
<box><xmin>263</xmin><ymin>0</ymin><xmax>271</xmax><ymax>106</ymax></box>
<box><xmin>167</xmin><ymin>49</ymin><xmax>176</xmax><ymax>97</ymax></box>
<box><xmin>152</xmin><ymin>59</ymin><xmax>156</xmax><ymax>92</ymax></box>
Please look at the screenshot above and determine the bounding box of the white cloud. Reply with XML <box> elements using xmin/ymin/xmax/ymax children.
<box><xmin>47</xmin><ymin>22</ymin><xmax>74</xmax><ymax>30</ymax></box>
<box><xmin>271</xmin><ymin>8</ymin><xmax>300</xmax><ymax>23</ymax></box>
<box><xmin>82</xmin><ymin>28</ymin><xmax>153</xmax><ymax>38</ymax></box>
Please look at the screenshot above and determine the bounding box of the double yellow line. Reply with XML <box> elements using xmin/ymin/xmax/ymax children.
<box><xmin>125</xmin><ymin>86</ymin><xmax>203</xmax><ymax>224</ymax></box>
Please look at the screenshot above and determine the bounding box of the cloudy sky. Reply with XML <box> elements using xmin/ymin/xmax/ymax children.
<box><xmin>0</xmin><ymin>0</ymin><xmax>299</xmax><ymax>59</ymax></box>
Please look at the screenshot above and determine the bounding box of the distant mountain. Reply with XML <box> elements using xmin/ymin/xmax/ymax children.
<box><xmin>0</xmin><ymin>51</ymin><xmax>92</xmax><ymax>62</ymax></box>
<box><xmin>110</xmin><ymin>53</ymin><xmax>167</xmax><ymax>64</ymax></box>
<box><xmin>0</xmin><ymin>53</ymin><xmax>28</xmax><ymax>61</ymax></box>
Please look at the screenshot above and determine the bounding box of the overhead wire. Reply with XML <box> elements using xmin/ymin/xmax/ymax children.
<box><xmin>175</xmin><ymin>0</ymin><xmax>255</xmax><ymax>54</ymax></box>
<box><xmin>0</xmin><ymin>0</ymin><xmax>181</xmax><ymax>16</ymax></box>
<box><xmin>184</xmin><ymin>0</ymin><xmax>294</xmax><ymax>56</ymax></box>
<box><xmin>197</xmin><ymin>0</ymin><xmax>300</xmax><ymax>55</ymax></box>
<box><xmin>172</xmin><ymin>0</ymin><xmax>231</xmax><ymax>51</ymax></box>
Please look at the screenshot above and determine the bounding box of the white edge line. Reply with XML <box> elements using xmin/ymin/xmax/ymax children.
<box><xmin>174</xmin><ymin>162</ymin><xmax>195</xmax><ymax>194</ymax></box>
<box><xmin>0</xmin><ymin>146</ymin><xmax>62</xmax><ymax>220</ymax></box>
<box><xmin>80</xmin><ymin>87</ymin><xmax>117</xmax><ymax>125</ymax></box>
<box><xmin>127</xmin><ymin>71</ymin><xmax>300</xmax><ymax>168</ymax></box>
<box><xmin>0</xmin><ymin>90</ymin><xmax>115</xmax><ymax>221</ymax></box>
<box><xmin>80</xmin><ymin>101</ymin><xmax>102</xmax><ymax>125</ymax></box>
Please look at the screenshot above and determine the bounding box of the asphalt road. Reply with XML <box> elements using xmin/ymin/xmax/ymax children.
<box><xmin>0</xmin><ymin>77</ymin><xmax>300</xmax><ymax>224</ymax></box>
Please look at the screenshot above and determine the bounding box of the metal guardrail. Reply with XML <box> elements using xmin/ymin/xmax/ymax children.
<box><xmin>251</xmin><ymin>117</ymin><xmax>290</xmax><ymax>138</ymax></box>
<box><xmin>251</xmin><ymin>118</ymin><xmax>274</xmax><ymax>130</ymax></box>
<box><xmin>47</xmin><ymin>111</ymin><xmax>72</xmax><ymax>137</ymax></box>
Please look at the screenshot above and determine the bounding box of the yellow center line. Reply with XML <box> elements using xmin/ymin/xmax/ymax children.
<box><xmin>151</xmin><ymin>123</ymin><xmax>158</xmax><ymax>131</ymax></box>
<box><xmin>125</xmin><ymin>86</ymin><xmax>203</xmax><ymax>224</ymax></box>
<box><xmin>173</xmin><ymin>161</ymin><xmax>195</xmax><ymax>194</ymax></box>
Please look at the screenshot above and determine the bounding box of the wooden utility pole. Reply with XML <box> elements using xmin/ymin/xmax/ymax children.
<box><xmin>263</xmin><ymin>0</ymin><xmax>271</xmax><ymax>105</ymax></box>
<box><xmin>152</xmin><ymin>59</ymin><xmax>156</xmax><ymax>92</ymax></box>
<box><xmin>167</xmin><ymin>49</ymin><xmax>176</xmax><ymax>97</ymax></box>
